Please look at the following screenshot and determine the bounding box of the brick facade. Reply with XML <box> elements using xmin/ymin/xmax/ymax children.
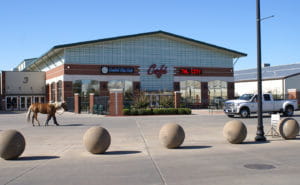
<box><xmin>227</xmin><ymin>82</ymin><xmax>235</xmax><ymax>100</ymax></box>
<box><xmin>74</xmin><ymin>93</ymin><xmax>80</xmax><ymax>114</ymax></box>
<box><xmin>89</xmin><ymin>93</ymin><xmax>95</xmax><ymax>113</ymax></box>
<box><xmin>109</xmin><ymin>90</ymin><xmax>123</xmax><ymax>116</ymax></box>
<box><xmin>100</xmin><ymin>81</ymin><xmax>109</xmax><ymax>96</ymax></box>
<box><xmin>288</xmin><ymin>89</ymin><xmax>300</xmax><ymax>104</ymax></box>
<box><xmin>174</xmin><ymin>91</ymin><xmax>181</xmax><ymax>108</ymax></box>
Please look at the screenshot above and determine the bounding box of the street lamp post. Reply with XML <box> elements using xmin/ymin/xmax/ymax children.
<box><xmin>255</xmin><ymin>0</ymin><xmax>266</xmax><ymax>141</ymax></box>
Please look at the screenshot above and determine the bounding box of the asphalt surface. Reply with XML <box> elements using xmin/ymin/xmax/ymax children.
<box><xmin>1</xmin><ymin>110</ymin><xmax>300</xmax><ymax>185</ymax></box>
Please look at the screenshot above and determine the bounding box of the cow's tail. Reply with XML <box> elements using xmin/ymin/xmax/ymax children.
<box><xmin>26</xmin><ymin>106</ymin><xmax>32</xmax><ymax>123</ymax></box>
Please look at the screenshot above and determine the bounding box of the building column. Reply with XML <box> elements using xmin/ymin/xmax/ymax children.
<box><xmin>1</xmin><ymin>96</ymin><xmax>4</xmax><ymax>111</ymax></box>
<box><xmin>55</xmin><ymin>82</ymin><xmax>58</xmax><ymax>102</ymax></box>
<box><xmin>46</xmin><ymin>84</ymin><xmax>50</xmax><ymax>102</ymax></box>
<box><xmin>201</xmin><ymin>82</ymin><xmax>209</xmax><ymax>106</ymax></box>
<box><xmin>173</xmin><ymin>82</ymin><xmax>180</xmax><ymax>91</ymax></box>
<box><xmin>174</xmin><ymin>91</ymin><xmax>181</xmax><ymax>108</ymax></box>
<box><xmin>63</xmin><ymin>81</ymin><xmax>73</xmax><ymax>101</ymax></box>
<box><xmin>100</xmin><ymin>81</ymin><xmax>109</xmax><ymax>96</ymax></box>
<box><xmin>227</xmin><ymin>82</ymin><xmax>235</xmax><ymax>100</ymax></box>
<box><xmin>48</xmin><ymin>84</ymin><xmax>52</xmax><ymax>103</ymax></box>
<box><xmin>89</xmin><ymin>93</ymin><xmax>95</xmax><ymax>114</ymax></box>
<box><xmin>133</xmin><ymin>81</ymin><xmax>140</xmax><ymax>96</ymax></box>
<box><xmin>74</xmin><ymin>93</ymin><xmax>80</xmax><ymax>114</ymax></box>
<box><xmin>109</xmin><ymin>90</ymin><xmax>123</xmax><ymax>116</ymax></box>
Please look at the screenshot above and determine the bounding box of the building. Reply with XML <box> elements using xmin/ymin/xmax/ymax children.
<box><xmin>17</xmin><ymin>31</ymin><xmax>246</xmax><ymax>110</ymax></box>
<box><xmin>235</xmin><ymin>63</ymin><xmax>300</xmax><ymax>101</ymax></box>
<box><xmin>0</xmin><ymin>71</ymin><xmax>46</xmax><ymax>110</ymax></box>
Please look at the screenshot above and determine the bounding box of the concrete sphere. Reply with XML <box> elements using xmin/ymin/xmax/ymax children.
<box><xmin>159</xmin><ymin>123</ymin><xmax>185</xmax><ymax>149</ymax></box>
<box><xmin>0</xmin><ymin>130</ymin><xmax>26</xmax><ymax>160</ymax></box>
<box><xmin>223</xmin><ymin>120</ymin><xmax>247</xmax><ymax>144</ymax></box>
<box><xmin>277</xmin><ymin>118</ymin><xmax>299</xmax><ymax>139</ymax></box>
<box><xmin>83</xmin><ymin>126</ymin><xmax>111</xmax><ymax>154</ymax></box>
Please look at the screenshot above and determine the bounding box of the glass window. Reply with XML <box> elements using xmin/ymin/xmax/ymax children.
<box><xmin>34</xmin><ymin>97</ymin><xmax>39</xmax><ymax>103</ymax></box>
<box><xmin>41</xmin><ymin>97</ymin><xmax>45</xmax><ymax>103</ymax></box>
<box><xmin>73</xmin><ymin>80</ymin><xmax>82</xmax><ymax>94</ymax></box>
<box><xmin>51</xmin><ymin>82</ymin><xmax>55</xmax><ymax>102</ymax></box>
<box><xmin>72</xmin><ymin>80</ymin><xmax>100</xmax><ymax>96</ymax></box>
<box><xmin>208</xmin><ymin>80</ymin><xmax>227</xmax><ymax>104</ymax></box>
<box><xmin>108</xmin><ymin>80</ymin><xmax>133</xmax><ymax>100</ymax></box>
<box><xmin>57</xmin><ymin>81</ymin><xmax>63</xmax><ymax>102</ymax></box>
<box><xmin>180</xmin><ymin>80</ymin><xmax>201</xmax><ymax>103</ymax></box>
<box><xmin>264</xmin><ymin>94</ymin><xmax>271</xmax><ymax>101</ymax></box>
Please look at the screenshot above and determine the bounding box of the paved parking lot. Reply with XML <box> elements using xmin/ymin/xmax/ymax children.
<box><xmin>1</xmin><ymin>111</ymin><xmax>300</xmax><ymax>185</ymax></box>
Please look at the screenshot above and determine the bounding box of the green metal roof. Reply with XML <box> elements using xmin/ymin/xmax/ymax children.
<box><xmin>51</xmin><ymin>30</ymin><xmax>247</xmax><ymax>57</ymax></box>
<box><xmin>26</xmin><ymin>31</ymin><xmax>247</xmax><ymax>70</ymax></box>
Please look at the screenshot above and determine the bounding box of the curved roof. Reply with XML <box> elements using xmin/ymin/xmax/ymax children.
<box><xmin>235</xmin><ymin>63</ymin><xmax>300</xmax><ymax>82</ymax></box>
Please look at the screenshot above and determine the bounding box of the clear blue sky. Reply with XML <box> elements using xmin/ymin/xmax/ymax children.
<box><xmin>1</xmin><ymin>0</ymin><xmax>299</xmax><ymax>71</ymax></box>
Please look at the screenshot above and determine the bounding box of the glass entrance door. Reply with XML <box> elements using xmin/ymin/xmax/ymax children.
<box><xmin>20</xmin><ymin>97</ymin><xmax>26</xmax><ymax>110</ymax></box>
<box><xmin>26</xmin><ymin>97</ymin><xmax>32</xmax><ymax>109</ymax></box>
<box><xmin>6</xmin><ymin>96</ymin><xmax>18</xmax><ymax>111</ymax></box>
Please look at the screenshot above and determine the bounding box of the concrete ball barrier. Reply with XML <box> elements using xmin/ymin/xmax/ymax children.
<box><xmin>223</xmin><ymin>120</ymin><xmax>247</xmax><ymax>144</ymax></box>
<box><xmin>277</xmin><ymin>118</ymin><xmax>299</xmax><ymax>139</ymax></box>
<box><xmin>83</xmin><ymin>126</ymin><xmax>111</xmax><ymax>154</ymax></box>
<box><xmin>0</xmin><ymin>130</ymin><xmax>26</xmax><ymax>160</ymax></box>
<box><xmin>159</xmin><ymin>123</ymin><xmax>185</xmax><ymax>149</ymax></box>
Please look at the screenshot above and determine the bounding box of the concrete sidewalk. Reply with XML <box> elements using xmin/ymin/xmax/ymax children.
<box><xmin>1</xmin><ymin>112</ymin><xmax>300</xmax><ymax>185</ymax></box>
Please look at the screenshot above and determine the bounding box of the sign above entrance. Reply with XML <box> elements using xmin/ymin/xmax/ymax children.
<box><xmin>100</xmin><ymin>66</ymin><xmax>135</xmax><ymax>74</ymax></box>
<box><xmin>147</xmin><ymin>64</ymin><xmax>167</xmax><ymax>78</ymax></box>
<box><xmin>178</xmin><ymin>68</ymin><xmax>202</xmax><ymax>75</ymax></box>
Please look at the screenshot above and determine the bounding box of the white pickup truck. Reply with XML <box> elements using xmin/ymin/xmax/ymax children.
<box><xmin>224</xmin><ymin>93</ymin><xmax>298</xmax><ymax>118</ymax></box>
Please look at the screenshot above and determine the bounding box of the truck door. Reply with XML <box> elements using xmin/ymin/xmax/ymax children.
<box><xmin>263</xmin><ymin>94</ymin><xmax>273</xmax><ymax>111</ymax></box>
<box><xmin>250</xmin><ymin>95</ymin><xmax>258</xmax><ymax>112</ymax></box>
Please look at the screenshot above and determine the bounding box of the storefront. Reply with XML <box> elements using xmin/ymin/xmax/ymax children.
<box><xmin>17</xmin><ymin>31</ymin><xmax>246</xmax><ymax>109</ymax></box>
<box><xmin>0</xmin><ymin>71</ymin><xmax>46</xmax><ymax>111</ymax></box>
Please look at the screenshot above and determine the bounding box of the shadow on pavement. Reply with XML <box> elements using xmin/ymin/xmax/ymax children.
<box><xmin>0</xmin><ymin>111</ymin><xmax>26</xmax><ymax>114</ymax></box>
<box><xmin>16</xmin><ymin>156</ymin><xmax>60</xmax><ymax>161</ymax></box>
<box><xmin>61</xmin><ymin>124</ymin><xmax>85</xmax><ymax>127</ymax></box>
<box><xmin>103</xmin><ymin>151</ymin><xmax>142</xmax><ymax>155</ymax></box>
<box><xmin>176</xmin><ymin>145</ymin><xmax>212</xmax><ymax>150</ymax></box>
<box><xmin>243</xmin><ymin>141</ymin><xmax>271</xmax><ymax>145</ymax></box>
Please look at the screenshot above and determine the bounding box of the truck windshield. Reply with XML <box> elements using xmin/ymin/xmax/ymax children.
<box><xmin>239</xmin><ymin>94</ymin><xmax>254</xmax><ymax>100</ymax></box>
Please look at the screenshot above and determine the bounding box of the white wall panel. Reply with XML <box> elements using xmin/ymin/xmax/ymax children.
<box><xmin>65</xmin><ymin>35</ymin><xmax>233</xmax><ymax>91</ymax></box>
<box><xmin>5</xmin><ymin>72</ymin><xmax>45</xmax><ymax>95</ymax></box>
<box><xmin>235</xmin><ymin>79</ymin><xmax>283</xmax><ymax>97</ymax></box>
<box><xmin>285</xmin><ymin>75</ymin><xmax>300</xmax><ymax>93</ymax></box>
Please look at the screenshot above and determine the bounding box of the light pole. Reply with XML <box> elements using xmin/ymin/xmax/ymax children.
<box><xmin>255</xmin><ymin>0</ymin><xmax>266</xmax><ymax>141</ymax></box>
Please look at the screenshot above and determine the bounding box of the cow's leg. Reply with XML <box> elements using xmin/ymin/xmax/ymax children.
<box><xmin>34</xmin><ymin>113</ymin><xmax>41</xmax><ymax>126</ymax></box>
<box><xmin>53</xmin><ymin>115</ymin><xmax>59</xmax><ymax>126</ymax></box>
<box><xmin>45</xmin><ymin>115</ymin><xmax>51</xmax><ymax>126</ymax></box>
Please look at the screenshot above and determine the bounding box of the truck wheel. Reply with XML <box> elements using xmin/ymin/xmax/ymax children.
<box><xmin>284</xmin><ymin>106</ymin><xmax>294</xmax><ymax>117</ymax></box>
<box><xmin>240</xmin><ymin>108</ymin><xmax>250</xmax><ymax>118</ymax></box>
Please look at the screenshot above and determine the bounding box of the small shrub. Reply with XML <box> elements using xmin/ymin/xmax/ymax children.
<box><xmin>144</xmin><ymin>109</ymin><xmax>153</xmax><ymax>115</ymax></box>
<box><xmin>130</xmin><ymin>109</ymin><xmax>138</xmax><ymax>115</ymax></box>
<box><xmin>160</xmin><ymin>96</ymin><xmax>174</xmax><ymax>108</ymax></box>
<box><xmin>152</xmin><ymin>109</ymin><xmax>160</xmax><ymax>115</ymax></box>
<box><xmin>168</xmin><ymin>108</ymin><xmax>178</xmax><ymax>114</ymax></box>
<box><xmin>133</xmin><ymin>92</ymin><xmax>149</xmax><ymax>109</ymax></box>
<box><xmin>123</xmin><ymin>109</ymin><xmax>130</xmax><ymax>115</ymax></box>
<box><xmin>177</xmin><ymin>108</ymin><xmax>192</xmax><ymax>114</ymax></box>
<box><xmin>122</xmin><ymin>108</ymin><xmax>191</xmax><ymax>115</ymax></box>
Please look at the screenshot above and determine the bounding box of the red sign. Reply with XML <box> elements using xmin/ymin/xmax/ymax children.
<box><xmin>147</xmin><ymin>64</ymin><xmax>167</xmax><ymax>78</ymax></box>
<box><xmin>179</xmin><ymin>68</ymin><xmax>202</xmax><ymax>75</ymax></box>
